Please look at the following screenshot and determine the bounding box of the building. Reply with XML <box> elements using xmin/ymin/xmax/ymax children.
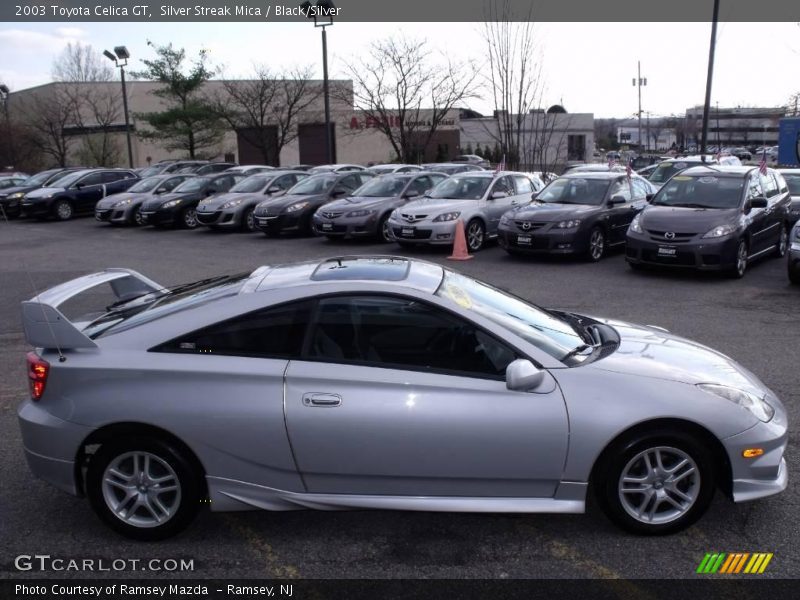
<box><xmin>614</xmin><ymin>116</ymin><xmax>678</xmax><ymax>151</ymax></box>
<box><xmin>684</xmin><ymin>105</ymin><xmax>786</xmax><ymax>149</ymax></box>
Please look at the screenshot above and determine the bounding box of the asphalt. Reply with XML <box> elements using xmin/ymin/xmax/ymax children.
<box><xmin>0</xmin><ymin>216</ymin><xmax>797</xmax><ymax>581</ymax></box>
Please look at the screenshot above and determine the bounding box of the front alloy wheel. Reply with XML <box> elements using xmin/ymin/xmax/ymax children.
<box><xmin>466</xmin><ymin>219</ymin><xmax>485</xmax><ymax>252</ymax></box>
<box><xmin>53</xmin><ymin>199</ymin><xmax>73</xmax><ymax>221</ymax></box>
<box><xmin>774</xmin><ymin>226</ymin><xmax>788</xmax><ymax>258</ymax></box>
<box><xmin>133</xmin><ymin>208</ymin><xmax>144</xmax><ymax>226</ymax></box>
<box><xmin>587</xmin><ymin>227</ymin><xmax>605</xmax><ymax>262</ymax></box>
<box><xmin>182</xmin><ymin>207</ymin><xmax>198</xmax><ymax>229</ymax></box>
<box><xmin>731</xmin><ymin>239</ymin><xmax>748</xmax><ymax>278</ymax></box>
<box><xmin>87</xmin><ymin>437</ymin><xmax>200</xmax><ymax>540</ymax></box>
<box><xmin>243</xmin><ymin>207</ymin><xmax>256</xmax><ymax>232</ymax></box>
<box><xmin>378</xmin><ymin>213</ymin><xmax>392</xmax><ymax>243</ymax></box>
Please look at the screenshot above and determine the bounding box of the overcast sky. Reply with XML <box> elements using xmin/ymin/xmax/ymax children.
<box><xmin>1</xmin><ymin>21</ymin><xmax>798</xmax><ymax>118</ymax></box>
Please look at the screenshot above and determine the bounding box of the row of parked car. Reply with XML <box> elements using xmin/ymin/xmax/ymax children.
<box><xmin>2</xmin><ymin>158</ymin><xmax>798</xmax><ymax>283</ymax></box>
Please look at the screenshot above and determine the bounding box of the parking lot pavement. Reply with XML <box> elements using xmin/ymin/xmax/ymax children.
<box><xmin>1</xmin><ymin>217</ymin><xmax>797</xmax><ymax>579</ymax></box>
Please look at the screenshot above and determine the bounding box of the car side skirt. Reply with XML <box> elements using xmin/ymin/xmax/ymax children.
<box><xmin>206</xmin><ymin>476</ymin><xmax>587</xmax><ymax>513</ymax></box>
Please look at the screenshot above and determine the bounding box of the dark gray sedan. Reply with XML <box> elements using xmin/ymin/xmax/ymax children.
<box><xmin>94</xmin><ymin>175</ymin><xmax>194</xmax><ymax>226</ymax></box>
<box><xmin>312</xmin><ymin>172</ymin><xmax>447</xmax><ymax>242</ymax></box>
<box><xmin>195</xmin><ymin>171</ymin><xmax>309</xmax><ymax>232</ymax></box>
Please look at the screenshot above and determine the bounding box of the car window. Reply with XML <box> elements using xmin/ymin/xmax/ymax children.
<box><xmin>307</xmin><ymin>295</ymin><xmax>518</xmax><ymax>379</ymax></box>
<box><xmin>654</xmin><ymin>175</ymin><xmax>746</xmax><ymax>210</ymax></box>
<box><xmin>156</xmin><ymin>300</ymin><xmax>313</xmax><ymax>359</ymax></box>
<box><xmin>747</xmin><ymin>175</ymin><xmax>764</xmax><ymax>201</ymax></box>
<box><xmin>608</xmin><ymin>180</ymin><xmax>632</xmax><ymax>201</ymax></box>
<box><xmin>630</xmin><ymin>178</ymin><xmax>650</xmax><ymax>199</ymax></box>
<box><xmin>775</xmin><ymin>172</ymin><xmax>790</xmax><ymax>194</ymax></box>
<box><xmin>408</xmin><ymin>176</ymin><xmax>431</xmax><ymax>195</ymax></box>
<box><xmin>101</xmin><ymin>171</ymin><xmax>126</xmax><ymax>183</ymax></box>
<box><xmin>760</xmin><ymin>172</ymin><xmax>779</xmax><ymax>198</ymax></box>
<box><xmin>76</xmin><ymin>172</ymin><xmax>105</xmax><ymax>186</ymax></box>
<box><xmin>512</xmin><ymin>176</ymin><xmax>533</xmax><ymax>195</ymax></box>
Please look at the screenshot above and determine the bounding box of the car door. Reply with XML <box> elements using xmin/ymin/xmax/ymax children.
<box><xmin>485</xmin><ymin>176</ymin><xmax>517</xmax><ymax>233</ymax></box>
<box><xmin>760</xmin><ymin>170</ymin><xmax>788</xmax><ymax>246</ymax></box>
<box><xmin>73</xmin><ymin>172</ymin><xmax>107</xmax><ymax>212</ymax></box>
<box><xmin>102</xmin><ymin>171</ymin><xmax>134</xmax><ymax>197</ymax></box>
<box><xmin>605</xmin><ymin>179</ymin><xmax>636</xmax><ymax>245</ymax></box>
<box><xmin>745</xmin><ymin>173</ymin><xmax>771</xmax><ymax>254</ymax></box>
<box><xmin>284</xmin><ymin>294</ymin><xmax>569</xmax><ymax>497</ymax></box>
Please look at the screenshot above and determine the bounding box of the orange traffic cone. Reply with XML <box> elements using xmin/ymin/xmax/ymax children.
<box><xmin>447</xmin><ymin>219</ymin><xmax>473</xmax><ymax>261</ymax></box>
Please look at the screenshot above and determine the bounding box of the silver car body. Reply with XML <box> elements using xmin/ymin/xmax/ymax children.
<box><xmin>367</xmin><ymin>164</ymin><xmax>424</xmax><ymax>175</ymax></box>
<box><xmin>19</xmin><ymin>258</ymin><xmax>787</xmax><ymax>521</ymax></box>
<box><xmin>386</xmin><ymin>171</ymin><xmax>537</xmax><ymax>246</ymax></box>
<box><xmin>94</xmin><ymin>175</ymin><xmax>194</xmax><ymax>225</ymax></box>
<box><xmin>312</xmin><ymin>172</ymin><xmax>447</xmax><ymax>240</ymax></box>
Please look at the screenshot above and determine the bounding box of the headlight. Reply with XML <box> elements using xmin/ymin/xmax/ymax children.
<box><xmin>629</xmin><ymin>214</ymin><xmax>643</xmax><ymax>234</ymax></box>
<box><xmin>8</xmin><ymin>192</ymin><xmax>24</xmax><ymax>199</ymax></box>
<box><xmin>433</xmin><ymin>211</ymin><xmax>461</xmax><ymax>222</ymax></box>
<box><xmin>499</xmin><ymin>214</ymin><xmax>511</xmax><ymax>226</ymax></box>
<box><xmin>161</xmin><ymin>199</ymin><xmax>182</xmax><ymax>208</ymax></box>
<box><xmin>285</xmin><ymin>202</ymin><xmax>309</xmax><ymax>213</ymax></box>
<box><xmin>556</xmin><ymin>219</ymin><xmax>581</xmax><ymax>229</ymax></box>
<box><xmin>697</xmin><ymin>383</ymin><xmax>775</xmax><ymax>422</ymax></box>
<box><xmin>793</xmin><ymin>227</ymin><xmax>800</xmax><ymax>240</ymax></box>
<box><xmin>345</xmin><ymin>209</ymin><xmax>375</xmax><ymax>218</ymax></box>
<box><xmin>702</xmin><ymin>223</ymin><xmax>736</xmax><ymax>238</ymax></box>
<box><xmin>114</xmin><ymin>198</ymin><xmax>133</xmax><ymax>207</ymax></box>
<box><xmin>222</xmin><ymin>198</ymin><xmax>244</xmax><ymax>209</ymax></box>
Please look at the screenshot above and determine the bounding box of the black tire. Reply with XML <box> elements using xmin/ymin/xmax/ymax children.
<box><xmin>377</xmin><ymin>213</ymin><xmax>392</xmax><ymax>243</ymax></box>
<box><xmin>241</xmin><ymin>207</ymin><xmax>256</xmax><ymax>233</ymax></box>
<box><xmin>594</xmin><ymin>430</ymin><xmax>715</xmax><ymax>535</ymax></box>
<box><xmin>465</xmin><ymin>218</ymin><xmax>485</xmax><ymax>252</ymax></box>
<box><xmin>773</xmin><ymin>226</ymin><xmax>788</xmax><ymax>258</ymax></box>
<box><xmin>181</xmin><ymin>207</ymin><xmax>198</xmax><ymax>229</ymax></box>
<box><xmin>729</xmin><ymin>239</ymin><xmax>748</xmax><ymax>278</ymax></box>
<box><xmin>86</xmin><ymin>437</ymin><xmax>201</xmax><ymax>541</ymax></box>
<box><xmin>586</xmin><ymin>227</ymin><xmax>605</xmax><ymax>262</ymax></box>
<box><xmin>52</xmin><ymin>199</ymin><xmax>73</xmax><ymax>221</ymax></box>
<box><xmin>132</xmin><ymin>208</ymin><xmax>144</xmax><ymax>226</ymax></box>
<box><xmin>789</xmin><ymin>262</ymin><xmax>800</xmax><ymax>285</ymax></box>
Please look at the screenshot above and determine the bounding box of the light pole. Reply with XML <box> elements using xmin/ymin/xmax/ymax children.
<box><xmin>300</xmin><ymin>0</ymin><xmax>336</xmax><ymax>164</ymax></box>
<box><xmin>103</xmin><ymin>46</ymin><xmax>134</xmax><ymax>168</ymax></box>
<box><xmin>632</xmin><ymin>62</ymin><xmax>646</xmax><ymax>154</ymax></box>
<box><xmin>700</xmin><ymin>0</ymin><xmax>720</xmax><ymax>159</ymax></box>
<box><xmin>0</xmin><ymin>83</ymin><xmax>13</xmax><ymax>168</ymax></box>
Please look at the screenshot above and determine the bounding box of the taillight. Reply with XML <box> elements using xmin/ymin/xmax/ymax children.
<box><xmin>26</xmin><ymin>352</ymin><xmax>49</xmax><ymax>401</ymax></box>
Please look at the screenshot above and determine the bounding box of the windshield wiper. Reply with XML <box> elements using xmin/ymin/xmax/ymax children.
<box><xmin>561</xmin><ymin>344</ymin><xmax>595</xmax><ymax>362</ymax></box>
<box><xmin>659</xmin><ymin>202</ymin><xmax>710</xmax><ymax>209</ymax></box>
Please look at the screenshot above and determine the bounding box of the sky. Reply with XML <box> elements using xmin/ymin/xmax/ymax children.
<box><xmin>1</xmin><ymin>21</ymin><xmax>798</xmax><ymax>118</ymax></box>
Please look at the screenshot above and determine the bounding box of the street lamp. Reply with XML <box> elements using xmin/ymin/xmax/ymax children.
<box><xmin>632</xmin><ymin>62</ymin><xmax>647</xmax><ymax>154</ymax></box>
<box><xmin>300</xmin><ymin>0</ymin><xmax>336</xmax><ymax>164</ymax></box>
<box><xmin>103</xmin><ymin>46</ymin><xmax>134</xmax><ymax>168</ymax></box>
<box><xmin>0</xmin><ymin>83</ymin><xmax>13</xmax><ymax>168</ymax></box>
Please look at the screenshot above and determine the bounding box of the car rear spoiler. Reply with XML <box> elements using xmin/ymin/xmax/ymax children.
<box><xmin>21</xmin><ymin>269</ymin><xmax>163</xmax><ymax>350</ymax></box>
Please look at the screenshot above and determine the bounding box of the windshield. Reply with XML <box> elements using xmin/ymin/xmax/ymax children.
<box><xmin>288</xmin><ymin>175</ymin><xmax>337</xmax><ymax>195</ymax></box>
<box><xmin>26</xmin><ymin>170</ymin><xmax>60</xmax><ymax>186</ymax></box>
<box><xmin>648</xmin><ymin>161</ymin><xmax>698</xmax><ymax>184</ymax></box>
<box><xmin>49</xmin><ymin>171</ymin><xmax>90</xmax><ymax>188</ymax></box>
<box><xmin>537</xmin><ymin>177</ymin><xmax>610</xmax><ymax>205</ymax></box>
<box><xmin>369</xmin><ymin>166</ymin><xmax>397</xmax><ymax>175</ymax></box>
<box><xmin>173</xmin><ymin>177</ymin><xmax>208</xmax><ymax>193</ymax></box>
<box><xmin>435</xmin><ymin>270</ymin><xmax>586</xmax><ymax>360</ymax></box>
<box><xmin>84</xmin><ymin>273</ymin><xmax>252</xmax><ymax>339</ymax></box>
<box><xmin>783</xmin><ymin>174</ymin><xmax>800</xmax><ymax>195</ymax></box>
<box><xmin>352</xmin><ymin>177</ymin><xmax>407</xmax><ymax>197</ymax></box>
<box><xmin>429</xmin><ymin>176</ymin><xmax>491</xmax><ymax>200</ymax></box>
<box><xmin>138</xmin><ymin>166</ymin><xmax>162</xmax><ymax>178</ymax></box>
<box><xmin>230</xmin><ymin>176</ymin><xmax>270</xmax><ymax>193</ymax></box>
<box><xmin>652</xmin><ymin>175</ymin><xmax>745</xmax><ymax>209</ymax></box>
<box><xmin>127</xmin><ymin>177</ymin><xmax>163</xmax><ymax>193</ymax></box>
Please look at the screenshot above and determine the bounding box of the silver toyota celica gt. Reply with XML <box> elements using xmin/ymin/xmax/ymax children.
<box><xmin>18</xmin><ymin>257</ymin><xmax>787</xmax><ymax>540</ymax></box>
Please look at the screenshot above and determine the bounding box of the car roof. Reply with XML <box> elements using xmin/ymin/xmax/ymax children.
<box><xmin>561</xmin><ymin>171</ymin><xmax>627</xmax><ymax>180</ymax></box>
<box><xmin>679</xmin><ymin>165</ymin><xmax>755</xmax><ymax>177</ymax></box>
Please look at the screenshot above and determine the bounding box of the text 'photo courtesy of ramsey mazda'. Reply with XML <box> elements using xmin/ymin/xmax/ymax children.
<box><xmin>498</xmin><ymin>172</ymin><xmax>656</xmax><ymax>261</ymax></box>
<box><xmin>18</xmin><ymin>258</ymin><xmax>787</xmax><ymax>540</ymax></box>
<box><xmin>626</xmin><ymin>166</ymin><xmax>791</xmax><ymax>277</ymax></box>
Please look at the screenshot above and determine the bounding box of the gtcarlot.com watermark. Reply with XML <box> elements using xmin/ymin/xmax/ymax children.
<box><xmin>14</xmin><ymin>554</ymin><xmax>195</xmax><ymax>572</ymax></box>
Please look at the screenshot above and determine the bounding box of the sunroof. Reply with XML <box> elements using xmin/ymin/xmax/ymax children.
<box><xmin>311</xmin><ymin>258</ymin><xmax>410</xmax><ymax>282</ymax></box>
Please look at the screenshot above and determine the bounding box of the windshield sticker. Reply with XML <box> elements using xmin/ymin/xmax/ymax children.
<box><xmin>443</xmin><ymin>284</ymin><xmax>473</xmax><ymax>309</ymax></box>
<box><xmin>674</xmin><ymin>162</ymin><xmax>687</xmax><ymax>170</ymax></box>
<box><xmin>672</xmin><ymin>176</ymin><xmax>691</xmax><ymax>181</ymax></box>
<box><xmin>573</xmin><ymin>178</ymin><xmax>588</xmax><ymax>185</ymax></box>
<box><xmin>698</xmin><ymin>177</ymin><xmax>718</xmax><ymax>184</ymax></box>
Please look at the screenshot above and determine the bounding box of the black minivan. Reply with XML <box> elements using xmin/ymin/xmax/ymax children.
<box><xmin>626</xmin><ymin>166</ymin><xmax>791</xmax><ymax>278</ymax></box>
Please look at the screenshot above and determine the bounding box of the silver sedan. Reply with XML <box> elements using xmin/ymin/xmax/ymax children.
<box><xmin>19</xmin><ymin>257</ymin><xmax>787</xmax><ymax>540</ymax></box>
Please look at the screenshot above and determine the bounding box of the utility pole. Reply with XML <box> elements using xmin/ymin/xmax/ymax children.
<box><xmin>700</xmin><ymin>0</ymin><xmax>720</xmax><ymax>158</ymax></box>
<box><xmin>632</xmin><ymin>62</ymin><xmax>646</xmax><ymax>155</ymax></box>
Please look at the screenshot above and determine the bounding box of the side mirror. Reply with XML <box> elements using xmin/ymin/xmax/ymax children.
<box><xmin>490</xmin><ymin>191</ymin><xmax>508</xmax><ymax>200</ymax></box>
<box><xmin>205</xmin><ymin>189</ymin><xmax>216</xmax><ymax>197</ymax></box>
<box><xmin>749</xmin><ymin>196</ymin><xmax>768</xmax><ymax>209</ymax></box>
<box><xmin>608</xmin><ymin>195</ymin><xmax>627</xmax><ymax>206</ymax></box>
<box><xmin>266</xmin><ymin>186</ymin><xmax>281</xmax><ymax>194</ymax></box>
<box><xmin>75</xmin><ymin>183</ymin><xmax>84</xmax><ymax>189</ymax></box>
<box><xmin>155</xmin><ymin>187</ymin><xmax>168</xmax><ymax>194</ymax></box>
<box><xmin>402</xmin><ymin>191</ymin><xmax>420</xmax><ymax>199</ymax></box>
<box><xmin>645</xmin><ymin>193</ymin><xmax>654</xmax><ymax>202</ymax></box>
<box><xmin>331</xmin><ymin>188</ymin><xmax>347</xmax><ymax>197</ymax></box>
<box><xmin>506</xmin><ymin>359</ymin><xmax>546</xmax><ymax>392</ymax></box>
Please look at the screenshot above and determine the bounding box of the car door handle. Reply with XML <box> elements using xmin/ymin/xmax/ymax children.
<box><xmin>303</xmin><ymin>393</ymin><xmax>342</xmax><ymax>407</ymax></box>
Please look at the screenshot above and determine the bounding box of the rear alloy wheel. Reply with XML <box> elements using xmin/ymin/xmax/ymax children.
<box><xmin>53</xmin><ymin>199</ymin><xmax>73</xmax><ymax>221</ymax></box>
<box><xmin>377</xmin><ymin>213</ymin><xmax>393</xmax><ymax>243</ymax></box>
<box><xmin>773</xmin><ymin>226</ymin><xmax>788</xmax><ymax>258</ymax></box>
<box><xmin>181</xmin><ymin>207</ymin><xmax>198</xmax><ymax>229</ymax></box>
<box><xmin>730</xmin><ymin>239</ymin><xmax>748</xmax><ymax>278</ymax></box>
<box><xmin>466</xmin><ymin>219</ymin><xmax>485</xmax><ymax>252</ymax></box>
<box><xmin>87</xmin><ymin>437</ymin><xmax>201</xmax><ymax>541</ymax></box>
<box><xmin>242</xmin><ymin>207</ymin><xmax>256</xmax><ymax>232</ymax></box>
<box><xmin>587</xmin><ymin>227</ymin><xmax>605</xmax><ymax>262</ymax></box>
<box><xmin>596</xmin><ymin>433</ymin><xmax>715</xmax><ymax>535</ymax></box>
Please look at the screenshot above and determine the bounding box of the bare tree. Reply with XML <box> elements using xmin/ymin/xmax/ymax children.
<box><xmin>214</xmin><ymin>65</ymin><xmax>322</xmax><ymax>165</ymax></box>
<box><xmin>339</xmin><ymin>35</ymin><xmax>478</xmax><ymax>163</ymax></box>
<box><xmin>24</xmin><ymin>88</ymin><xmax>75</xmax><ymax>166</ymax></box>
<box><xmin>52</xmin><ymin>42</ymin><xmax>114</xmax><ymax>83</ymax></box>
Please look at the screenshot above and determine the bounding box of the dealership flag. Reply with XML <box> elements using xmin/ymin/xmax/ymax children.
<box><xmin>626</xmin><ymin>157</ymin><xmax>633</xmax><ymax>178</ymax></box>
<box><xmin>759</xmin><ymin>149</ymin><xmax>768</xmax><ymax>175</ymax></box>
<box><xmin>608</xmin><ymin>157</ymin><xmax>617</xmax><ymax>170</ymax></box>
<box><xmin>495</xmin><ymin>155</ymin><xmax>506</xmax><ymax>174</ymax></box>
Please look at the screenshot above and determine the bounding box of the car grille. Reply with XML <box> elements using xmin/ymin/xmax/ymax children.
<box><xmin>514</xmin><ymin>221</ymin><xmax>548</xmax><ymax>231</ymax></box>
<box><xmin>645</xmin><ymin>229</ymin><xmax>696</xmax><ymax>244</ymax></box>
<box><xmin>319</xmin><ymin>211</ymin><xmax>343</xmax><ymax>219</ymax></box>
<box><xmin>399</xmin><ymin>213</ymin><xmax>428</xmax><ymax>223</ymax></box>
<box><xmin>196</xmin><ymin>211</ymin><xmax>221</xmax><ymax>224</ymax></box>
<box><xmin>95</xmin><ymin>210</ymin><xmax>111</xmax><ymax>221</ymax></box>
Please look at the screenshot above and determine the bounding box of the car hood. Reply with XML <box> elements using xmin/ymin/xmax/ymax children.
<box><xmin>257</xmin><ymin>193</ymin><xmax>324</xmax><ymax>211</ymax></box>
<box><xmin>588</xmin><ymin>316</ymin><xmax>768</xmax><ymax>397</ymax></box>
<box><xmin>0</xmin><ymin>184</ymin><xmax>41</xmax><ymax>197</ymax></box>
<box><xmin>197</xmin><ymin>192</ymin><xmax>265</xmax><ymax>210</ymax></box>
<box><xmin>400</xmin><ymin>198</ymin><xmax>478</xmax><ymax>215</ymax></box>
<box><xmin>25</xmin><ymin>186</ymin><xmax>66</xmax><ymax>198</ymax></box>
<box><xmin>327</xmin><ymin>195</ymin><xmax>397</xmax><ymax>211</ymax></box>
<box><xmin>141</xmin><ymin>191</ymin><xmax>201</xmax><ymax>210</ymax></box>
<box><xmin>95</xmin><ymin>192</ymin><xmax>149</xmax><ymax>209</ymax></box>
<box><xmin>640</xmin><ymin>206</ymin><xmax>739</xmax><ymax>234</ymax></box>
<box><xmin>512</xmin><ymin>202</ymin><xmax>600</xmax><ymax>221</ymax></box>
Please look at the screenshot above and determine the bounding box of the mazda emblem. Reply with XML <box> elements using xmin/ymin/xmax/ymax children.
<box><xmin>521</xmin><ymin>222</ymin><xmax>532</xmax><ymax>231</ymax></box>
<box><xmin>664</xmin><ymin>232</ymin><xmax>675</xmax><ymax>240</ymax></box>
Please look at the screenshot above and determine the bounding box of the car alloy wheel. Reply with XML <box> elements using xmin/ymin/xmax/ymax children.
<box><xmin>466</xmin><ymin>219</ymin><xmax>485</xmax><ymax>252</ymax></box>
<box><xmin>54</xmin><ymin>199</ymin><xmax>73</xmax><ymax>221</ymax></box>
<box><xmin>733</xmin><ymin>240</ymin><xmax>748</xmax><ymax>278</ymax></box>
<box><xmin>243</xmin><ymin>208</ymin><xmax>256</xmax><ymax>232</ymax></box>
<box><xmin>133</xmin><ymin>208</ymin><xmax>144</xmax><ymax>226</ymax></box>
<box><xmin>87</xmin><ymin>437</ymin><xmax>200</xmax><ymax>541</ymax></box>
<box><xmin>182</xmin><ymin>208</ymin><xmax>198</xmax><ymax>229</ymax></box>
<box><xmin>588</xmin><ymin>227</ymin><xmax>605</xmax><ymax>261</ymax></box>
<box><xmin>774</xmin><ymin>227</ymin><xmax>788</xmax><ymax>258</ymax></box>
<box><xmin>378</xmin><ymin>213</ymin><xmax>392</xmax><ymax>243</ymax></box>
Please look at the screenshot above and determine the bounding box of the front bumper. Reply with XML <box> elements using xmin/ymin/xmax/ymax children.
<box><xmin>139</xmin><ymin>206</ymin><xmax>180</xmax><ymax>227</ymax></box>
<box><xmin>196</xmin><ymin>208</ymin><xmax>242</xmax><ymax>228</ymax></box>
<box><xmin>312</xmin><ymin>213</ymin><xmax>380</xmax><ymax>238</ymax></box>
<box><xmin>17</xmin><ymin>400</ymin><xmax>92</xmax><ymax>497</ymax></box>
<box><xmin>19</xmin><ymin>200</ymin><xmax>53</xmax><ymax>218</ymax></box>
<box><xmin>386</xmin><ymin>218</ymin><xmax>456</xmax><ymax>245</ymax></box>
<box><xmin>497</xmin><ymin>226</ymin><xmax>585</xmax><ymax>254</ymax></box>
<box><xmin>96</xmin><ymin>204</ymin><xmax>139</xmax><ymax>224</ymax></box>
<box><xmin>0</xmin><ymin>196</ymin><xmax>24</xmax><ymax>217</ymax></box>
<box><xmin>254</xmin><ymin>211</ymin><xmax>307</xmax><ymax>235</ymax></box>
<box><xmin>625</xmin><ymin>231</ymin><xmax>739</xmax><ymax>270</ymax></box>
